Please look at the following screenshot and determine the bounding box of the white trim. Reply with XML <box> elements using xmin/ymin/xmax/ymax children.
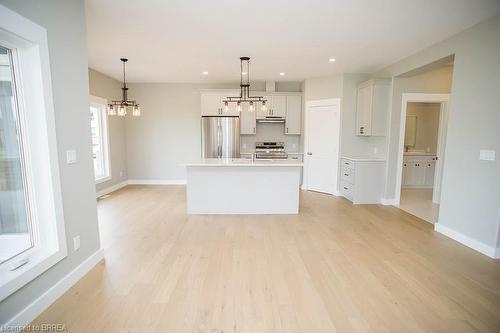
<box><xmin>95</xmin><ymin>181</ymin><xmax>128</xmax><ymax>198</ymax></box>
<box><xmin>394</xmin><ymin>93</ymin><xmax>449</xmax><ymax>207</ymax></box>
<box><xmin>1</xmin><ymin>248</ymin><xmax>104</xmax><ymax>332</ymax></box>
<box><xmin>89</xmin><ymin>95</ymin><xmax>111</xmax><ymax>184</ymax></box>
<box><xmin>0</xmin><ymin>4</ymin><xmax>67</xmax><ymax>301</ymax></box>
<box><xmin>380</xmin><ymin>198</ymin><xmax>398</xmax><ymax>205</ymax></box>
<box><xmin>434</xmin><ymin>224</ymin><xmax>499</xmax><ymax>259</ymax></box>
<box><xmin>303</xmin><ymin>98</ymin><xmax>342</xmax><ymax>194</ymax></box>
<box><xmin>127</xmin><ymin>179</ymin><xmax>187</xmax><ymax>185</ymax></box>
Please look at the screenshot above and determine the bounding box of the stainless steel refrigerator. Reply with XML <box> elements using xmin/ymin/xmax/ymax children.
<box><xmin>201</xmin><ymin>116</ymin><xmax>240</xmax><ymax>158</ymax></box>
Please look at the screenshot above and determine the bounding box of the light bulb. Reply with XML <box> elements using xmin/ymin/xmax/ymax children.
<box><xmin>237</xmin><ymin>102</ymin><xmax>241</xmax><ymax>112</ymax></box>
<box><xmin>249</xmin><ymin>101</ymin><xmax>254</xmax><ymax>112</ymax></box>
<box><xmin>107</xmin><ymin>105</ymin><xmax>116</xmax><ymax>116</ymax></box>
<box><xmin>132</xmin><ymin>105</ymin><xmax>141</xmax><ymax>117</ymax></box>
<box><xmin>118</xmin><ymin>105</ymin><xmax>126</xmax><ymax>116</ymax></box>
<box><xmin>261</xmin><ymin>101</ymin><xmax>266</xmax><ymax>112</ymax></box>
<box><xmin>224</xmin><ymin>101</ymin><xmax>228</xmax><ymax>112</ymax></box>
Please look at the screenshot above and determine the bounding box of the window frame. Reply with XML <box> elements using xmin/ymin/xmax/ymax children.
<box><xmin>89</xmin><ymin>95</ymin><xmax>111</xmax><ymax>184</ymax></box>
<box><xmin>0</xmin><ymin>5</ymin><xmax>67</xmax><ymax>302</ymax></box>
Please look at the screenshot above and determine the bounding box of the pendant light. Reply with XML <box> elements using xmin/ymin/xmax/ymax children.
<box><xmin>107</xmin><ymin>58</ymin><xmax>141</xmax><ymax>117</ymax></box>
<box><xmin>223</xmin><ymin>57</ymin><xmax>266</xmax><ymax>112</ymax></box>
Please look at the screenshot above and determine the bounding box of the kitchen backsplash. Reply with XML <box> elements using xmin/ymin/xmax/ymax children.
<box><xmin>240</xmin><ymin>122</ymin><xmax>300</xmax><ymax>153</ymax></box>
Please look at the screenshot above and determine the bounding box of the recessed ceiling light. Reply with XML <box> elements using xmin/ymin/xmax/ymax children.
<box><xmin>202</xmin><ymin>71</ymin><xmax>208</xmax><ymax>75</ymax></box>
<box><xmin>279</xmin><ymin>72</ymin><xmax>285</xmax><ymax>76</ymax></box>
<box><xmin>329</xmin><ymin>58</ymin><xmax>336</xmax><ymax>62</ymax></box>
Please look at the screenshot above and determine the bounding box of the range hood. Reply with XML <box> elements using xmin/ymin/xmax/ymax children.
<box><xmin>256</xmin><ymin>116</ymin><xmax>285</xmax><ymax>123</ymax></box>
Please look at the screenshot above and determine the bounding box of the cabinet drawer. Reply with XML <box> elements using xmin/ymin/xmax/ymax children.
<box><xmin>341</xmin><ymin>166</ymin><xmax>355</xmax><ymax>184</ymax></box>
<box><xmin>341</xmin><ymin>158</ymin><xmax>354</xmax><ymax>168</ymax></box>
<box><xmin>340</xmin><ymin>181</ymin><xmax>354</xmax><ymax>200</ymax></box>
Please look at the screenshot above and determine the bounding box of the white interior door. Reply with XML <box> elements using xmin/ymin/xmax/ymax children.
<box><xmin>305</xmin><ymin>101</ymin><xmax>341</xmax><ymax>194</ymax></box>
<box><xmin>432</xmin><ymin>101</ymin><xmax>448</xmax><ymax>203</ymax></box>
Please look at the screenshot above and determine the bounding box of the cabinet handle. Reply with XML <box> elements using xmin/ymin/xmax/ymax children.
<box><xmin>253</xmin><ymin>127</ymin><xmax>256</xmax><ymax>133</ymax></box>
<box><xmin>344</xmin><ymin>173</ymin><xmax>349</xmax><ymax>176</ymax></box>
<box><xmin>286</xmin><ymin>127</ymin><xmax>289</xmax><ymax>133</ymax></box>
<box><xmin>343</xmin><ymin>187</ymin><xmax>348</xmax><ymax>190</ymax></box>
<box><xmin>307</xmin><ymin>152</ymin><xmax>312</xmax><ymax>155</ymax></box>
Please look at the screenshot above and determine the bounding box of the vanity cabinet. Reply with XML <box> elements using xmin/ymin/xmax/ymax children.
<box><xmin>340</xmin><ymin>157</ymin><xmax>386</xmax><ymax>204</ymax></box>
<box><xmin>402</xmin><ymin>155</ymin><xmax>436</xmax><ymax>188</ymax></box>
<box><xmin>355</xmin><ymin>79</ymin><xmax>390</xmax><ymax>136</ymax></box>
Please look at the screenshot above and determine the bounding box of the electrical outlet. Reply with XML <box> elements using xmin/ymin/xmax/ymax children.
<box><xmin>373</xmin><ymin>147</ymin><xmax>378</xmax><ymax>154</ymax></box>
<box><xmin>242</xmin><ymin>143</ymin><xmax>247</xmax><ymax>149</ymax></box>
<box><xmin>120</xmin><ymin>170</ymin><xmax>124</xmax><ymax>177</ymax></box>
<box><xmin>66</xmin><ymin>150</ymin><xmax>77</xmax><ymax>164</ymax></box>
<box><xmin>73</xmin><ymin>235</ymin><xmax>80</xmax><ymax>251</ymax></box>
<box><xmin>292</xmin><ymin>143</ymin><xmax>296</xmax><ymax>150</ymax></box>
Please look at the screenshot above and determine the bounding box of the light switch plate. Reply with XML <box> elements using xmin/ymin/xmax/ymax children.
<box><xmin>479</xmin><ymin>149</ymin><xmax>495</xmax><ymax>161</ymax></box>
<box><xmin>66</xmin><ymin>149</ymin><xmax>77</xmax><ymax>164</ymax></box>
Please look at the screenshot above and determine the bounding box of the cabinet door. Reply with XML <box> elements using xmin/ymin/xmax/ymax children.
<box><xmin>240</xmin><ymin>104</ymin><xmax>256</xmax><ymax>135</ymax></box>
<box><xmin>424</xmin><ymin>161</ymin><xmax>436</xmax><ymax>187</ymax></box>
<box><xmin>414</xmin><ymin>162</ymin><xmax>426</xmax><ymax>186</ymax></box>
<box><xmin>257</xmin><ymin>96</ymin><xmax>273</xmax><ymax>117</ymax></box>
<box><xmin>356</xmin><ymin>85</ymin><xmax>373</xmax><ymax>136</ymax></box>
<box><xmin>272</xmin><ymin>95</ymin><xmax>287</xmax><ymax>117</ymax></box>
<box><xmin>201</xmin><ymin>94</ymin><xmax>222</xmax><ymax>116</ymax></box>
<box><xmin>285</xmin><ymin>95</ymin><xmax>301</xmax><ymax>135</ymax></box>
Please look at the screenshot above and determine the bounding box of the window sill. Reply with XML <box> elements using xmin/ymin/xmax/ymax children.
<box><xmin>95</xmin><ymin>175</ymin><xmax>112</xmax><ymax>185</ymax></box>
<box><xmin>0</xmin><ymin>246</ymin><xmax>67</xmax><ymax>301</ymax></box>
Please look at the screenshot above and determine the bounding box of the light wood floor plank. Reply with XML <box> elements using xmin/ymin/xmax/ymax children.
<box><xmin>29</xmin><ymin>185</ymin><xmax>500</xmax><ymax>332</ymax></box>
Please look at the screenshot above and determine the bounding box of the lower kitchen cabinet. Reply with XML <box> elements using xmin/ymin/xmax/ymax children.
<box><xmin>340</xmin><ymin>157</ymin><xmax>386</xmax><ymax>204</ymax></box>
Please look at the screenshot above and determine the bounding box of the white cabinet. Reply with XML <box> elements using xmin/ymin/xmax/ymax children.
<box><xmin>201</xmin><ymin>94</ymin><xmax>239</xmax><ymax>116</ymax></box>
<box><xmin>402</xmin><ymin>155</ymin><xmax>436</xmax><ymax>188</ymax></box>
<box><xmin>240</xmin><ymin>104</ymin><xmax>256</xmax><ymax>135</ymax></box>
<box><xmin>340</xmin><ymin>157</ymin><xmax>386</xmax><ymax>204</ymax></box>
<box><xmin>355</xmin><ymin>79</ymin><xmax>390</xmax><ymax>136</ymax></box>
<box><xmin>285</xmin><ymin>95</ymin><xmax>301</xmax><ymax>135</ymax></box>
<box><xmin>258</xmin><ymin>95</ymin><xmax>287</xmax><ymax>117</ymax></box>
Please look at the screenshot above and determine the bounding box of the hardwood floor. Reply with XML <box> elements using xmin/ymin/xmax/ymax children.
<box><xmin>31</xmin><ymin>185</ymin><xmax>500</xmax><ymax>332</ymax></box>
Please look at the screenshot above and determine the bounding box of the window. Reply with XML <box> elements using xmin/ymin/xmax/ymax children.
<box><xmin>0</xmin><ymin>5</ymin><xmax>67</xmax><ymax>301</ymax></box>
<box><xmin>89</xmin><ymin>96</ymin><xmax>110</xmax><ymax>183</ymax></box>
<box><xmin>0</xmin><ymin>45</ymin><xmax>34</xmax><ymax>263</ymax></box>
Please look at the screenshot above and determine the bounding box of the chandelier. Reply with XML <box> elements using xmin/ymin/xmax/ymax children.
<box><xmin>223</xmin><ymin>57</ymin><xmax>266</xmax><ymax>112</ymax></box>
<box><xmin>107</xmin><ymin>58</ymin><xmax>141</xmax><ymax>117</ymax></box>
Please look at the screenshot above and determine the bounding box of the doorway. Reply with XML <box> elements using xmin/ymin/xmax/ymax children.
<box><xmin>395</xmin><ymin>94</ymin><xmax>449</xmax><ymax>223</ymax></box>
<box><xmin>304</xmin><ymin>99</ymin><xmax>341</xmax><ymax>194</ymax></box>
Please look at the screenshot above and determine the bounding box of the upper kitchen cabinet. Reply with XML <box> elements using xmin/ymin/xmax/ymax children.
<box><xmin>257</xmin><ymin>95</ymin><xmax>287</xmax><ymax>117</ymax></box>
<box><xmin>355</xmin><ymin>79</ymin><xmax>390</xmax><ymax>136</ymax></box>
<box><xmin>240</xmin><ymin>103</ymin><xmax>256</xmax><ymax>135</ymax></box>
<box><xmin>201</xmin><ymin>93</ymin><xmax>239</xmax><ymax>116</ymax></box>
<box><xmin>285</xmin><ymin>95</ymin><xmax>301</xmax><ymax>135</ymax></box>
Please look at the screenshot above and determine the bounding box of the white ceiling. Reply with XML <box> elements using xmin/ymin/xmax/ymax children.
<box><xmin>85</xmin><ymin>0</ymin><xmax>500</xmax><ymax>83</ymax></box>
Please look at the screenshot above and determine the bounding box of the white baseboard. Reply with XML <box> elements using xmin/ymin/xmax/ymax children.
<box><xmin>2</xmin><ymin>248</ymin><xmax>105</xmax><ymax>332</ymax></box>
<box><xmin>434</xmin><ymin>224</ymin><xmax>499</xmax><ymax>259</ymax></box>
<box><xmin>95</xmin><ymin>180</ymin><xmax>128</xmax><ymax>198</ymax></box>
<box><xmin>128</xmin><ymin>179</ymin><xmax>186</xmax><ymax>185</ymax></box>
<box><xmin>380</xmin><ymin>198</ymin><xmax>398</xmax><ymax>205</ymax></box>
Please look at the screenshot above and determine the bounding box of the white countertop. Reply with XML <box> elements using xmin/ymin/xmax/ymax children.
<box><xmin>404</xmin><ymin>152</ymin><xmax>436</xmax><ymax>156</ymax></box>
<box><xmin>341</xmin><ymin>155</ymin><xmax>386</xmax><ymax>162</ymax></box>
<box><xmin>186</xmin><ymin>158</ymin><xmax>303</xmax><ymax>167</ymax></box>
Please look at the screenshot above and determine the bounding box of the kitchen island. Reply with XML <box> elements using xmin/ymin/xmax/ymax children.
<box><xmin>185</xmin><ymin>158</ymin><xmax>303</xmax><ymax>214</ymax></box>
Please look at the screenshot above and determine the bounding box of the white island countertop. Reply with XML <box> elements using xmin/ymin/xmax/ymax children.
<box><xmin>186</xmin><ymin>158</ymin><xmax>303</xmax><ymax>167</ymax></box>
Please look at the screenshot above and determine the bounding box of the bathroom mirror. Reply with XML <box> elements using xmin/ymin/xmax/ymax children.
<box><xmin>404</xmin><ymin>115</ymin><xmax>417</xmax><ymax>147</ymax></box>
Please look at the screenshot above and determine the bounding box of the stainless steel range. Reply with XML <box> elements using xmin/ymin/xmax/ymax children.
<box><xmin>254</xmin><ymin>141</ymin><xmax>288</xmax><ymax>160</ymax></box>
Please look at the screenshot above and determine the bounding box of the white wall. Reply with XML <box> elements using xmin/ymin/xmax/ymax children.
<box><xmin>88</xmin><ymin>69</ymin><xmax>128</xmax><ymax>192</ymax></box>
<box><xmin>0</xmin><ymin>0</ymin><xmax>101</xmax><ymax>324</ymax></box>
<box><xmin>405</xmin><ymin>102</ymin><xmax>440</xmax><ymax>153</ymax></box>
<box><xmin>375</xmin><ymin>15</ymin><xmax>500</xmax><ymax>251</ymax></box>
